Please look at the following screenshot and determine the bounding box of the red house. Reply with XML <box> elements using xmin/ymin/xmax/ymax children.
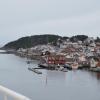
<box><xmin>47</xmin><ymin>55</ymin><xmax>65</xmax><ymax>65</ymax></box>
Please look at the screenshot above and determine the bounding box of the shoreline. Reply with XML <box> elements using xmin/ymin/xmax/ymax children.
<box><xmin>1</xmin><ymin>49</ymin><xmax>100</xmax><ymax>73</ymax></box>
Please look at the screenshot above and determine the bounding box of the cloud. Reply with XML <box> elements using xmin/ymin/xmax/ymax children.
<box><xmin>12</xmin><ymin>10</ymin><xmax>100</xmax><ymax>37</ymax></box>
<box><xmin>0</xmin><ymin>0</ymin><xmax>100</xmax><ymax>45</ymax></box>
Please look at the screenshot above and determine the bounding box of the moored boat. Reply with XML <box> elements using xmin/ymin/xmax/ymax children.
<box><xmin>71</xmin><ymin>62</ymin><xmax>79</xmax><ymax>69</ymax></box>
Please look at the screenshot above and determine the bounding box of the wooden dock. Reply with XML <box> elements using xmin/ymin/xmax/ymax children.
<box><xmin>28</xmin><ymin>68</ymin><xmax>42</xmax><ymax>74</ymax></box>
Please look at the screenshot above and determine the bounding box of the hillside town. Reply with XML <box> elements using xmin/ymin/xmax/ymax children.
<box><xmin>16</xmin><ymin>37</ymin><xmax>100</xmax><ymax>72</ymax></box>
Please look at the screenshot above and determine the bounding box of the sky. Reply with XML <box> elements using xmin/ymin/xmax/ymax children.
<box><xmin>0</xmin><ymin>0</ymin><xmax>100</xmax><ymax>46</ymax></box>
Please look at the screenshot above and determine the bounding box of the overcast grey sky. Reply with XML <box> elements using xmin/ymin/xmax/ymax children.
<box><xmin>0</xmin><ymin>0</ymin><xmax>100</xmax><ymax>45</ymax></box>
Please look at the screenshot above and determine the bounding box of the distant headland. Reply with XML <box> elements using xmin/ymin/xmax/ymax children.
<box><xmin>2</xmin><ymin>34</ymin><xmax>100</xmax><ymax>50</ymax></box>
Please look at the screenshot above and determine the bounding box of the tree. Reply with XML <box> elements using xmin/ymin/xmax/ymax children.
<box><xmin>95</xmin><ymin>37</ymin><xmax>100</xmax><ymax>42</ymax></box>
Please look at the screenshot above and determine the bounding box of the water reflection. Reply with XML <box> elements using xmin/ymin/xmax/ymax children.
<box><xmin>46</xmin><ymin>70</ymin><xmax>66</xmax><ymax>80</ymax></box>
<box><xmin>97</xmin><ymin>73</ymin><xmax>100</xmax><ymax>80</ymax></box>
<box><xmin>0</xmin><ymin>54</ymin><xmax>100</xmax><ymax>100</ymax></box>
<box><xmin>89</xmin><ymin>71</ymin><xmax>100</xmax><ymax>81</ymax></box>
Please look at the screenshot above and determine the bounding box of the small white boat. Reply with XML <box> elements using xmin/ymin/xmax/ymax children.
<box><xmin>71</xmin><ymin>62</ymin><xmax>79</xmax><ymax>69</ymax></box>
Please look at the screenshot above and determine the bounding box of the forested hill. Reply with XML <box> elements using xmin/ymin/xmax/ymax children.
<box><xmin>3</xmin><ymin>34</ymin><xmax>88</xmax><ymax>50</ymax></box>
<box><xmin>3</xmin><ymin>35</ymin><xmax>61</xmax><ymax>49</ymax></box>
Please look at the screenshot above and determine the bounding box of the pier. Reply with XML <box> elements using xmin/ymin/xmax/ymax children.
<box><xmin>28</xmin><ymin>68</ymin><xmax>42</xmax><ymax>74</ymax></box>
<box><xmin>0</xmin><ymin>50</ymin><xmax>16</xmax><ymax>54</ymax></box>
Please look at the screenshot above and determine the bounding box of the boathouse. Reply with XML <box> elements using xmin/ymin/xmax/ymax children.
<box><xmin>47</xmin><ymin>55</ymin><xmax>66</xmax><ymax>65</ymax></box>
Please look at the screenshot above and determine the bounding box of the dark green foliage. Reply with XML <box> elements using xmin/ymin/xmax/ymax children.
<box><xmin>95</xmin><ymin>37</ymin><xmax>100</xmax><ymax>42</ymax></box>
<box><xmin>4</xmin><ymin>37</ymin><xmax>32</xmax><ymax>49</ymax></box>
<box><xmin>3</xmin><ymin>34</ymin><xmax>88</xmax><ymax>50</ymax></box>
<box><xmin>4</xmin><ymin>34</ymin><xmax>61</xmax><ymax>50</ymax></box>
<box><xmin>62</xmin><ymin>37</ymin><xmax>69</xmax><ymax>40</ymax></box>
<box><xmin>70</xmin><ymin>35</ymin><xmax>88</xmax><ymax>42</ymax></box>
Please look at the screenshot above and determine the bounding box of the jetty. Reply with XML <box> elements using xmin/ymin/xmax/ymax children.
<box><xmin>89</xmin><ymin>67</ymin><xmax>100</xmax><ymax>72</ymax></box>
<box><xmin>28</xmin><ymin>67</ymin><xmax>42</xmax><ymax>74</ymax></box>
<box><xmin>0</xmin><ymin>50</ymin><xmax>16</xmax><ymax>54</ymax></box>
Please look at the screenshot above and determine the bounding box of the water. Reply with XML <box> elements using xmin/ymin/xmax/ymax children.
<box><xmin>0</xmin><ymin>51</ymin><xmax>100</xmax><ymax>100</ymax></box>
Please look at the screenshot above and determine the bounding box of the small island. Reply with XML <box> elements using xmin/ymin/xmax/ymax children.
<box><xmin>2</xmin><ymin>34</ymin><xmax>100</xmax><ymax>72</ymax></box>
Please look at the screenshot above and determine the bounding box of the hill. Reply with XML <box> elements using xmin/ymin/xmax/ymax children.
<box><xmin>3</xmin><ymin>34</ymin><xmax>61</xmax><ymax>50</ymax></box>
<box><xmin>3</xmin><ymin>34</ymin><xmax>88</xmax><ymax>50</ymax></box>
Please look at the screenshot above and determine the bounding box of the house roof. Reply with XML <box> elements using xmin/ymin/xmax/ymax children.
<box><xmin>97</xmin><ymin>61</ymin><xmax>100</xmax><ymax>67</ymax></box>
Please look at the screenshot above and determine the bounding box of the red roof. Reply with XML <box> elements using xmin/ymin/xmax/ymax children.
<box><xmin>47</xmin><ymin>55</ymin><xmax>65</xmax><ymax>64</ymax></box>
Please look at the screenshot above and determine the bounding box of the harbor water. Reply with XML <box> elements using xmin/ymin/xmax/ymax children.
<box><xmin>0</xmin><ymin>50</ymin><xmax>100</xmax><ymax>100</ymax></box>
